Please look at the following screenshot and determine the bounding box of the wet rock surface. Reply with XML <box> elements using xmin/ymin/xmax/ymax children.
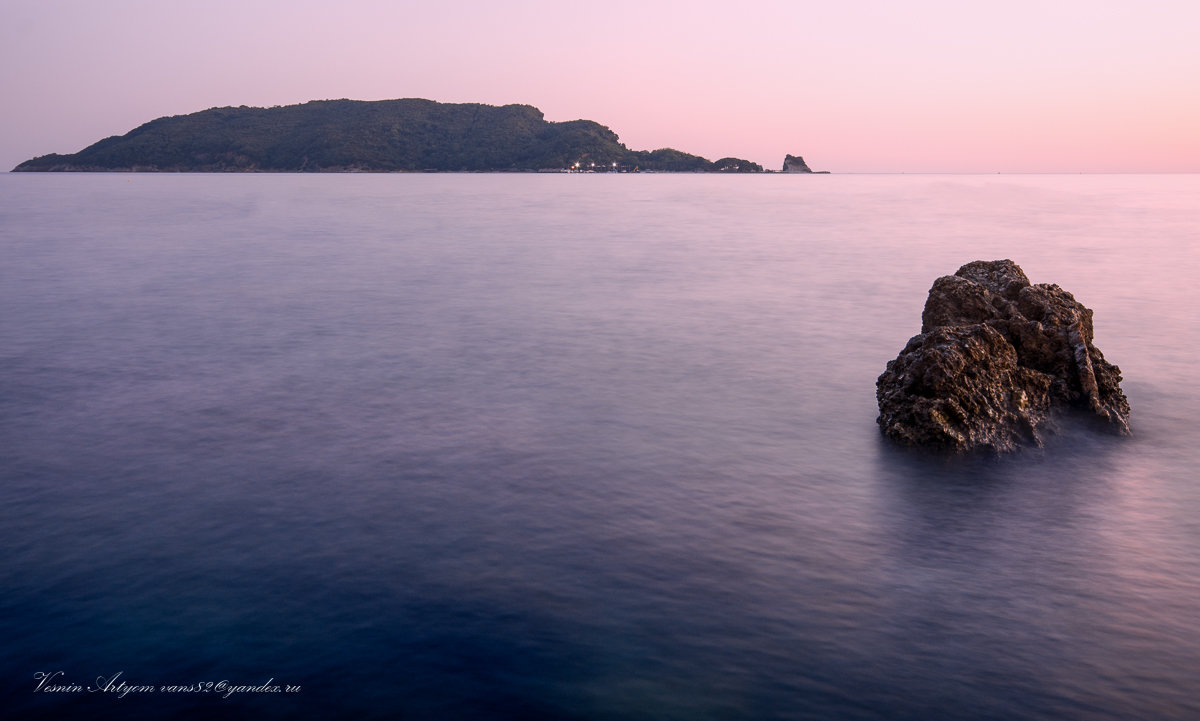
<box><xmin>877</xmin><ymin>260</ymin><xmax>1130</xmax><ymax>453</ymax></box>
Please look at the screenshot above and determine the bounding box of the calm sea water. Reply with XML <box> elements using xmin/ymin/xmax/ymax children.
<box><xmin>1</xmin><ymin>173</ymin><xmax>1198</xmax><ymax>720</ymax></box>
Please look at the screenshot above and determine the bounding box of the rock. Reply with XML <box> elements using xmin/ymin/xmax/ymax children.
<box><xmin>782</xmin><ymin>154</ymin><xmax>813</xmax><ymax>173</ymax></box>
<box><xmin>877</xmin><ymin>260</ymin><xmax>1130</xmax><ymax>453</ymax></box>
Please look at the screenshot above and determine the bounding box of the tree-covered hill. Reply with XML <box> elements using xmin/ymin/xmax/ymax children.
<box><xmin>12</xmin><ymin>99</ymin><xmax>764</xmax><ymax>173</ymax></box>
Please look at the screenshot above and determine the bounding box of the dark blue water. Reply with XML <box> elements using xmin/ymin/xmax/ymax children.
<box><xmin>2</xmin><ymin>173</ymin><xmax>1198</xmax><ymax>720</ymax></box>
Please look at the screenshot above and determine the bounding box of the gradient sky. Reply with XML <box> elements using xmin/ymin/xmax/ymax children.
<box><xmin>2</xmin><ymin>0</ymin><xmax>1198</xmax><ymax>172</ymax></box>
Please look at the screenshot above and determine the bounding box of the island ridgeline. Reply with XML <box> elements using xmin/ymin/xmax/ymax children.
<box><xmin>13</xmin><ymin>99</ymin><xmax>785</xmax><ymax>173</ymax></box>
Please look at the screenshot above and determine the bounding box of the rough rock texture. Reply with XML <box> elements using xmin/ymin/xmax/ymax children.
<box><xmin>782</xmin><ymin>154</ymin><xmax>813</xmax><ymax>173</ymax></box>
<box><xmin>877</xmin><ymin>260</ymin><xmax>1130</xmax><ymax>453</ymax></box>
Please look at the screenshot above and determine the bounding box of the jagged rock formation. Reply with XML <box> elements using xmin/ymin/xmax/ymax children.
<box><xmin>782</xmin><ymin>154</ymin><xmax>812</xmax><ymax>173</ymax></box>
<box><xmin>876</xmin><ymin>260</ymin><xmax>1130</xmax><ymax>453</ymax></box>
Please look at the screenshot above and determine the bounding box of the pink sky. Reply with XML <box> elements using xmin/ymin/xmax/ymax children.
<box><xmin>2</xmin><ymin>0</ymin><xmax>1198</xmax><ymax>172</ymax></box>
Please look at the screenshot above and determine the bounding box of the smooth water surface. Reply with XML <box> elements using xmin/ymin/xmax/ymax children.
<box><xmin>2</xmin><ymin>173</ymin><xmax>1198</xmax><ymax>720</ymax></box>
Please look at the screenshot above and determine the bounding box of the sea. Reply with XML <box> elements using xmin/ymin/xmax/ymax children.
<box><xmin>1</xmin><ymin>172</ymin><xmax>1198</xmax><ymax>721</ymax></box>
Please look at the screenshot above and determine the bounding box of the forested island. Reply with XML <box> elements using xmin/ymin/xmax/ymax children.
<box><xmin>13</xmin><ymin>99</ymin><xmax>776</xmax><ymax>173</ymax></box>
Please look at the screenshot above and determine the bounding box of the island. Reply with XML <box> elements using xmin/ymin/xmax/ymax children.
<box><xmin>13</xmin><ymin>98</ymin><xmax>775</xmax><ymax>173</ymax></box>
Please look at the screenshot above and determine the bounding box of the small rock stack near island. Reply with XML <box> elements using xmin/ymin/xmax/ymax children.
<box><xmin>780</xmin><ymin>154</ymin><xmax>829</xmax><ymax>173</ymax></box>
<box><xmin>876</xmin><ymin>260</ymin><xmax>1130</xmax><ymax>454</ymax></box>
<box><xmin>782</xmin><ymin>154</ymin><xmax>812</xmax><ymax>172</ymax></box>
